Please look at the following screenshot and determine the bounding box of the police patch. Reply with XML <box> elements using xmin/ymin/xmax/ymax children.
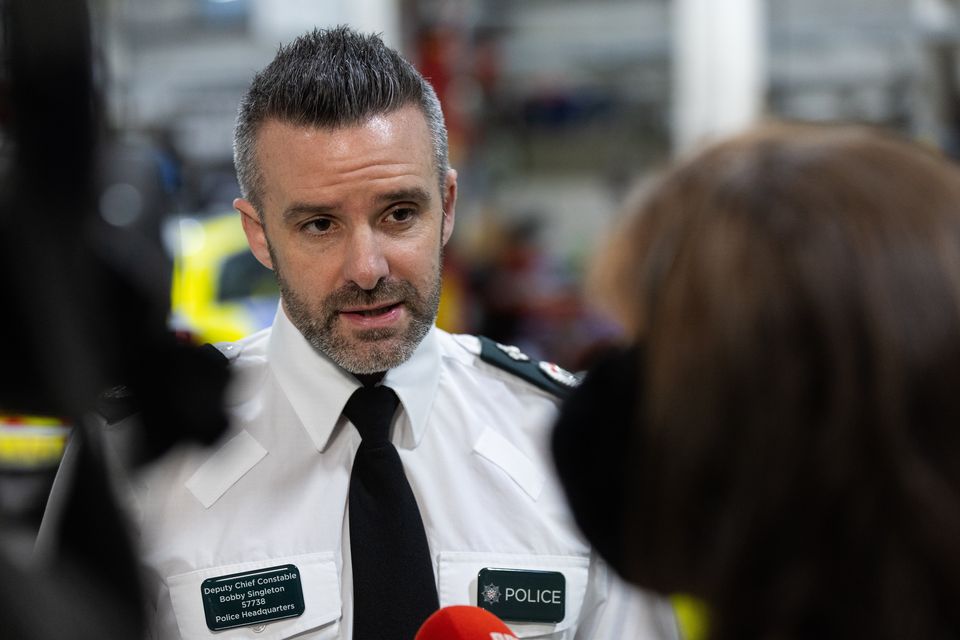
<box><xmin>477</xmin><ymin>568</ymin><xmax>565</xmax><ymax>624</ymax></box>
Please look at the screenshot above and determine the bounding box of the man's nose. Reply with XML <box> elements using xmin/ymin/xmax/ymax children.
<box><xmin>343</xmin><ymin>227</ymin><xmax>389</xmax><ymax>290</ymax></box>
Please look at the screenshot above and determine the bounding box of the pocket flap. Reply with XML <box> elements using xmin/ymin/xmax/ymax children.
<box><xmin>472</xmin><ymin>428</ymin><xmax>545</xmax><ymax>500</ymax></box>
<box><xmin>185</xmin><ymin>430</ymin><xmax>267</xmax><ymax>509</ymax></box>
<box><xmin>167</xmin><ymin>552</ymin><xmax>340</xmax><ymax>639</ymax></box>
<box><xmin>437</xmin><ymin>551</ymin><xmax>589</xmax><ymax>637</ymax></box>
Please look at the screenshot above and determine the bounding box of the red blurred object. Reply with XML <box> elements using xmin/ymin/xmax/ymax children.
<box><xmin>415</xmin><ymin>605</ymin><xmax>518</xmax><ymax>640</ymax></box>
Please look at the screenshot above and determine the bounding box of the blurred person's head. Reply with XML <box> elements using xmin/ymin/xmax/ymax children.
<box><xmin>232</xmin><ymin>27</ymin><xmax>456</xmax><ymax>375</ymax></box>
<box><xmin>554</xmin><ymin>122</ymin><xmax>960</xmax><ymax>639</ymax></box>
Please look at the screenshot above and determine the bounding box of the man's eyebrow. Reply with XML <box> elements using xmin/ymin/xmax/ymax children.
<box><xmin>282</xmin><ymin>202</ymin><xmax>336</xmax><ymax>222</ymax></box>
<box><xmin>281</xmin><ymin>188</ymin><xmax>433</xmax><ymax>221</ymax></box>
<box><xmin>376</xmin><ymin>187</ymin><xmax>433</xmax><ymax>206</ymax></box>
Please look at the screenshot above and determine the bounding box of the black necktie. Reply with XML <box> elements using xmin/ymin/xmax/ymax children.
<box><xmin>344</xmin><ymin>385</ymin><xmax>439</xmax><ymax>639</ymax></box>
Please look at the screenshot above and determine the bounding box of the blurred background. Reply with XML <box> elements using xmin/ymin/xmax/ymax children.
<box><xmin>82</xmin><ymin>0</ymin><xmax>960</xmax><ymax>370</ymax></box>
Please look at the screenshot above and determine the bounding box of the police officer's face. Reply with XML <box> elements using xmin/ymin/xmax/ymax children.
<box><xmin>235</xmin><ymin>106</ymin><xmax>457</xmax><ymax>374</ymax></box>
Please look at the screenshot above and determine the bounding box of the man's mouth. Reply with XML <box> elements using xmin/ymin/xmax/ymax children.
<box><xmin>342</xmin><ymin>302</ymin><xmax>402</xmax><ymax>317</ymax></box>
<box><xmin>338</xmin><ymin>301</ymin><xmax>405</xmax><ymax>326</ymax></box>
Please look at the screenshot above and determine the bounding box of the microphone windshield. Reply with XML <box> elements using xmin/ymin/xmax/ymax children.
<box><xmin>415</xmin><ymin>605</ymin><xmax>519</xmax><ymax>640</ymax></box>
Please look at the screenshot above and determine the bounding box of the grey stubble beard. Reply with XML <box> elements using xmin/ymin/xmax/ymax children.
<box><xmin>268</xmin><ymin>242</ymin><xmax>442</xmax><ymax>374</ymax></box>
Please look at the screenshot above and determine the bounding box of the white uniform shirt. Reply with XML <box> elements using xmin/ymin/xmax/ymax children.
<box><xmin>131</xmin><ymin>307</ymin><xmax>678</xmax><ymax>640</ymax></box>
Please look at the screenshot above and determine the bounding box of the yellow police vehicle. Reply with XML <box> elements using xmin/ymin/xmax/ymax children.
<box><xmin>169</xmin><ymin>212</ymin><xmax>279</xmax><ymax>344</ymax></box>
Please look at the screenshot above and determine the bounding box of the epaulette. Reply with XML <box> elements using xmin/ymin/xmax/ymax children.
<box><xmin>97</xmin><ymin>384</ymin><xmax>138</xmax><ymax>425</ymax></box>
<box><xmin>96</xmin><ymin>343</ymin><xmax>230</xmax><ymax>425</ymax></box>
<box><xmin>478</xmin><ymin>336</ymin><xmax>582</xmax><ymax>398</ymax></box>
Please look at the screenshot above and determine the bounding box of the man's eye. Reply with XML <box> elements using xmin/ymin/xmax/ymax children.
<box><xmin>305</xmin><ymin>218</ymin><xmax>333</xmax><ymax>233</ymax></box>
<box><xmin>389</xmin><ymin>207</ymin><xmax>416</xmax><ymax>223</ymax></box>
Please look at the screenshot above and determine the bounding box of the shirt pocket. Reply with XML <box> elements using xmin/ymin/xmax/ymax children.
<box><xmin>166</xmin><ymin>552</ymin><xmax>341</xmax><ymax>639</ymax></box>
<box><xmin>437</xmin><ymin>551</ymin><xmax>589</xmax><ymax>639</ymax></box>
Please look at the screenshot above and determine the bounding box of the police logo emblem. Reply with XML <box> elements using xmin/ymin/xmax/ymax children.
<box><xmin>496</xmin><ymin>343</ymin><xmax>530</xmax><ymax>362</ymax></box>
<box><xmin>538</xmin><ymin>362</ymin><xmax>579</xmax><ymax>388</ymax></box>
<box><xmin>481</xmin><ymin>583</ymin><xmax>502</xmax><ymax>605</ymax></box>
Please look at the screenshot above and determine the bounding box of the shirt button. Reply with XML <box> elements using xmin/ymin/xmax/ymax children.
<box><xmin>251</xmin><ymin>625</ymin><xmax>266</xmax><ymax>633</ymax></box>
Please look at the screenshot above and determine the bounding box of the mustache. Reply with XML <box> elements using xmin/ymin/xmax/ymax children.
<box><xmin>325</xmin><ymin>279</ymin><xmax>418</xmax><ymax>309</ymax></box>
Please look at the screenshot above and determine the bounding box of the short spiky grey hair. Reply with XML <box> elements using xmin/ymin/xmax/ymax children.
<box><xmin>233</xmin><ymin>26</ymin><xmax>449</xmax><ymax>213</ymax></box>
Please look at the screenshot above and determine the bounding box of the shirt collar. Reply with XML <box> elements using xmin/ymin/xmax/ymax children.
<box><xmin>267</xmin><ymin>304</ymin><xmax>441</xmax><ymax>452</ymax></box>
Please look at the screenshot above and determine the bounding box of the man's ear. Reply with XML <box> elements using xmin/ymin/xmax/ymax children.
<box><xmin>235</xmin><ymin>198</ymin><xmax>273</xmax><ymax>270</ymax></box>
<box><xmin>441</xmin><ymin>168</ymin><xmax>457</xmax><ymax>247</ymax></box>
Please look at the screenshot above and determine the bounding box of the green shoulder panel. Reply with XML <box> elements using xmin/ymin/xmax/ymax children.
<box><xmin>477</xmin><ymin>336</ymin><xmax>582</xmax><ymax>398</ymax></box>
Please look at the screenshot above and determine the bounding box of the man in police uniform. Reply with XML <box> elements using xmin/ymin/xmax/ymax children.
<box><xmin>132</xmin><ymin>27</ymin><xmax>678</xmax><ymax>639</ymax></box>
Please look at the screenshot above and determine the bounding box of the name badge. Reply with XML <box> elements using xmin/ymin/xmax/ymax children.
<box><xmin>201</xmin><ymin>564</ymin><xmax>305</xmax><ymax>631</ymax></box>
<box><xmin>477</xmin><ymin>568</ymin><xmax>565</xmax><ymax>624</ymax></box>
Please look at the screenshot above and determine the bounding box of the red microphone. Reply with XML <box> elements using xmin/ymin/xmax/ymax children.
<box><xmin>415</xmin><ymin>606</ymin><xmax>519</xmax><ymax>640</ymax></box>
